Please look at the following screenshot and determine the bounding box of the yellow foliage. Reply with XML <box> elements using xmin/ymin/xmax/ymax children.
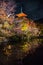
<box><xmin>21</xmin><ymin>23</ymin><xmax>28</xmax><ymax>31</ymax></box>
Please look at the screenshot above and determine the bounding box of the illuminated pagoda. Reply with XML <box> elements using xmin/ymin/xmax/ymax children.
<box><xmin>14</xmin><ymin>7</ymin><xmax>29</xmax><ymax>34</ymax></box>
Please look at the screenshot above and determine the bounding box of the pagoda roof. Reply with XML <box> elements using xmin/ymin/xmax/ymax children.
<box><xmin>16</xmin><ymin>12</ymin><xmax>27</xmax><ymax>17</ymax></box>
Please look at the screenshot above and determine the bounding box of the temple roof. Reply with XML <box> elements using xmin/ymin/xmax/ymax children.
<box><xmin>16</xmin><ymin>12</ymin><xmax>27</xmax><ymax>17</ymax></box>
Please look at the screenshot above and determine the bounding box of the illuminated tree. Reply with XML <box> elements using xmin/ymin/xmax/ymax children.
<box><xmin>0</xmin><ymin>1</ymin><xmax>16</xmax><ymax>38</ymax></box>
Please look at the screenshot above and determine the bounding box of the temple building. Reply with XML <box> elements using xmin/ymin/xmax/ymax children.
<box><xmin>14</xmin><ymin>7</ymin><xmax>29</xmax><ymax>32</ymax></box>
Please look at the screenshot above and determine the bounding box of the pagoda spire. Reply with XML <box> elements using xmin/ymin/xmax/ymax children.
<box><xmin>21</xmin><ymin>7</ymin><xmax>22</xmax><ymax>13</ymax></box>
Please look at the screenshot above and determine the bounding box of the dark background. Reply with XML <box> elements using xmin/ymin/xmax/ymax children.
<box><xmin>15</xmin><ymin>0</ymin><xmax>43</xmax><ymax>20</ymax></box>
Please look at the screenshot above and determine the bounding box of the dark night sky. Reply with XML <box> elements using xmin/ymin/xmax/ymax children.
<box><xmin>15</xmin><ymin>0</ymin><xmax>43</xmax><ymax>20</ymax></box>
